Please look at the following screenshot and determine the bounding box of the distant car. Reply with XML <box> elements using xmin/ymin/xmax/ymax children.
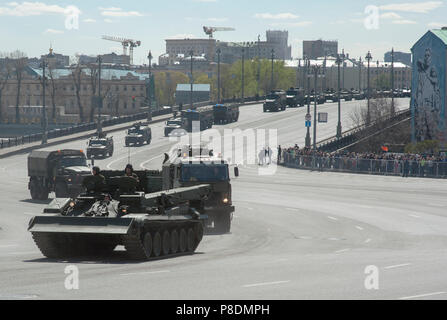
<box><xmin>125</xmin><ymin>123</ymin><xmax>152</xmax><ymax>146</ymax></box>
<box><xmin>86</xmin><ymin>134</ymin><xmax>114</xmax><ymax>159</ymax></box>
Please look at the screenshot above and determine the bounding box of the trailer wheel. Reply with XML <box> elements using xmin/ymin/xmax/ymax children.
<box><xmin>29</xmin><ymin>180</ymin><xmax>39</xmax><ymax>200</ymax></box>
<box><xmin>152</xmin><ymin>232</ymin><xmax>162</xmax><ymax>257</ymax></box>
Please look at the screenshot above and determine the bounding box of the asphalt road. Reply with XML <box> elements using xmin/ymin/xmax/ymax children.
<box><xmin>3</xmin><ymin>98</ymin><xmax>444</xmax><ymax>300</ymax></box>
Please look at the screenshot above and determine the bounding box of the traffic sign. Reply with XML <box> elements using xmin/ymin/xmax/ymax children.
<box><xmin>318</xmin><ymin>112</ymin><xmax>328</xmax><ymax>123</ymax></box>
<box><xmin>305</xmin><ymin>114</ymin><xmax>312</xmax><ymax>121</ymax></box>
<box><xmin>305</xmin><ymin>120</ymin><xmax>312</xmax><ymax>128</ymax></box>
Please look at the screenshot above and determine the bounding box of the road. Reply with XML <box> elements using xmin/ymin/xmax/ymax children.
<box><xmin>3</xmin><ymin>98</ymin><xmax>445</xmax><ymax>300</ymax></box>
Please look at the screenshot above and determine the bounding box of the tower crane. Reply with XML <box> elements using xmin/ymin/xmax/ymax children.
<box><xmin>202</xmin><ymin>26</ymin><xmax>235</xmax><ymax>62</ymax></box>
<box><xmin>101</xmin><ymin>35</ymin><xmax>141</xmax><ymax>65</ymax></box>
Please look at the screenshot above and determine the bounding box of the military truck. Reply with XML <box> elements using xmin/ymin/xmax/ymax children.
<box><xmin>286</xmin><ymin>88</ymin><xmax>305</xmax><ymax>108</ymax></box>
<box><xmin>181</xmin><ymin>106</ymin><xmax>214</xmax><ymax>132</ymax></box>
<box><xmin>164</xmin><ymin>118</ymin><xmax>185</xmax><ymax>137</ymax></box>
<box><xmin>28</xmin><ymin>150</ymin><xmax>91</xmax><ymax>200</ymax></box>
<box><xmin>86</xmin><ymin>133</ymin><xmax>114</xmax><ymax>159</ymax></box>
<box><xmin>125</xmin><ymin>122</ymin><xmax>152</xmax><ymax>147</ymax></box>
<box><xmin>213</xmin><ymin>104</ymin><xmax>240</xmax><ymax>124</ymax></box>
<box><xmin>159</xmin><ymin>145</ymin><xmax>237</xmax><ymax>233</ymax></box>
<box><xmin>263</xmin><ymin>91</ymin><xmax>287</xmax><ymax>112</ymax></box>
<box><xmin>28</xmin><ymin>172</ymin><xmax>210</xmax><ymax>260</ymax></box>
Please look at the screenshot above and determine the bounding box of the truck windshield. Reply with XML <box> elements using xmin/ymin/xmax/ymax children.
<box><xmin>128</xmin><ymin>129</ymin><xmax>142</xmax><ymax>134</ymax></box>
<box><xmin>181</xmin><ymin>164</ymin><xmax>229</xmax><ymax>182</ymax></box>
<box><xmin>167</xmin><ymin>120</ymin><xmax>181</xmax><ymax>126</ymax></box>
<box><xmin>267</xmin><ymin>94</ymin><xmax>279</xmax><ymax>100</ymax></box>
<box><xmin>59</xmin><ymin>157</ymin><xmax>87</xmax><ymax>168</ymax></box>
<box><xmin>89</xmin><ymin>140</ymin><xmax>106</xmax><ymax>146</ymax></box>
<box><xmin>287</xmin><ymin>90</ymin><xmax>297</xmax><ymax>95</ymax></box>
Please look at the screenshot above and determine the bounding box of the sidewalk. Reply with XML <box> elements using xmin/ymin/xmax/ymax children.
<box><xmin>0</xmin><ymin>114</ymin><xmax>172</xmax><ymax>159</ymax></box>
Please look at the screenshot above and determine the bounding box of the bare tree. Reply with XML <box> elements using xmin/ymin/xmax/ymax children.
<box><xmin>46</xmin><ymin>65</ymin><xmax>61</xmax><ymax>123</ymax></box>
<box><xmin>71</xmin><ymin>64</ymin><xmax>85</xmax><ymax>123</ymax></box>
<box><xmin>0</xmin><ymin>54</ymin><xmax>13</xmax><ymax>123</ymax></box>
<box><xmin>87</xmin><ymin>63</ymin><xmax>99</xmax><ymax>122</ymax></box>
<box><xmin>10</xmin><ymin>50</ymin><xmax>27</xmax><ymax>124</ymax></box>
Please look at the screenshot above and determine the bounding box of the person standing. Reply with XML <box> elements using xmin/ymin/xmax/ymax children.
<box><xmin>277</xmin><ymin>145</ymin><xmax>282</xmax><ymax>163</ymax></box>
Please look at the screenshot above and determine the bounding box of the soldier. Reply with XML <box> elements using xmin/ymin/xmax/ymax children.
<box><xmin>125</xmin><ymin>164</ymin><xmax>140</xmax><ymax>183</ymax></box>
<box><xmin>83</xmin><ymin>166</ymin><xmax>106</xmax><ymax>193</ymax></box>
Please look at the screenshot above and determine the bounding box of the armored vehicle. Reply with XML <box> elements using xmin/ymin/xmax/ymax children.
<box><xmin>286</xmin><ymin>88</ymin><xmax>305</xmax><ymax>108</ymax></box>
<box><xmin>213</xmin><ymin>104</ymin><xmax>240</xmax><ymax>124</ymax></box>
<box><xmin>28</xmin><ymin>149</ymin><xmax>91</xmax><ymax>200</ymax></box>
<box><xmin>125</xmin><ymin>122</ymin><xmax>152</xmax><ymax>147</ymax></box>
<box><xmin>160</xmin><ymin>145</ymin><xmax>237</xmax><ymax>233</ymax></box>
<box><xmin>28</xmin><ymin>171</ymin><xmax>210</xmax><ymax>260</ymax></box>
<box><xmin>181</xmin><ymin>106</ymin><xmax>214</xmax><ymax>132</ymax></box>
<box><xmin>324</xmin><ymin>89</ymin><xmax>338</xmax><ymax>102</ymax></box>
<box><xmin>86</xmin><ymin>133</ymin><xmax>114</xmax><ymax>159</ymax></box>
<box><xmin>353</xmin><ymin>90</ymin><xmax>366</xmax><ymax>100</ymax></box>
<box><xmin>164</xmin><ymin>118</ymin><xmax>185</xmax><ymax>137</ymax></box>
<box><xmin>340</xmin><ymin>90</ymin><xmax>353</xmax><ymax>101</ymax></box>
<box><xmin>263</xmin><ymin>91</ymin><xmax>287</xmax><ymax>112</ymax></box>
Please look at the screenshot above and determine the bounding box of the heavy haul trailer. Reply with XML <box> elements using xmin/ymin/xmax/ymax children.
<box><xmin>28</xmin><ymin>173</ymin><xmax>211</xmax><ymax>261</ymax></box>
<box><xmin>213</xmin><ymin>104</ymin><xmax>240</xmax><ymax>124</ymax></box>
<box><xmin>181</xmin><ymin>106</ymin><xmax>214</xmax><ymax>132</ymax></box>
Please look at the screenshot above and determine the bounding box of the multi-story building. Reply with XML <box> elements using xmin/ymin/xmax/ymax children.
<box><xmin>78</xmin><ymin>53</ymin><xmax>130</xmax><ymax>66</ymax></box>
<box><xmin>165</xmin><ymin>38</ymin><xmax>216</xmax><ymax>65</ymax></box>
<box><xmin>303</xmin><ymin>40</ymin><xmax>338</xmax><ymax>59</ymax></box>
<box><xmin>384</xmin><ymin>51</ymin><xmax>412</xmax><ymax>67</ymax></box>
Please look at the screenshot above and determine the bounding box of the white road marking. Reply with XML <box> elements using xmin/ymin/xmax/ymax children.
<box><xmin>247</xmin><ymin>207</ymin><xmax>254</xmax><ymax>211</ymax></box>
<box><xmin>120</xmin><ymin>270</ymin><xmax>171</xmax><ymax>276</ymax></box>
<box><xmin>399</xmin><ymin>292</ymin><xmax>446</xmax><ymax>300</ymax></box>
<box><xmin>335</xmin><ymin>249</ymin><xmax>350</xmax><ymax>254</ymax></box>
<box><xmin>356</xmin><ymin>226</ymin><xmax>364</xmax><ymax>231</ymax></box>
<box><xmin>285</xmin><ymin>208</ymin><xmax>299</xmax><ymax>212</ymax></box>
<box><xmin>139</xmin><ymin>155</ymin><xmax>164</xmax><ymax>169</ymax></box>
<box><xmin>409</xmin><ymin>214</ymin><xmax>421</xmax><ymax>219</ymax></box>
<box><xmin>328</xmin><ymin>216</ymin><xmax>338</xmax><ymax>221</ymax></box>
<box><xmin>384</xmin><ymin>263</ymin><xmax>412</xmax><ymax>270</ymax></box>
<box><xmin>243</xmin><ymin>281</ymin><xmax>290</xmax><ymax>288</ymax></box>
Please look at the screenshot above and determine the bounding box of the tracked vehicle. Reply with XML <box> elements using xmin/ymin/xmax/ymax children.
<box><xmin>28</xmin><ymin>171</ymin><xmax>210</xmax><ymax>260</ymax></box>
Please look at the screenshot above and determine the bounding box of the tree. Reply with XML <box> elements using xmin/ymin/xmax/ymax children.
<box><xmin>10</xmin><ymin>50</ymin><xmax>27</xmax><ymax>124</ymax></box>
<box><xmin>87</xmin><ymin>63</ymin><xmax>99</xmax><ymax>122</ymax></box>
<box><xmin>46</xmin><ymin>64</ymin><xmax>61</xmax><ymax>124</ymax></box>
<box><xmin>70</xmin><ymin>64</ymin><xmax>85</xmax><ymax>123</ymax></box>
<box><xmin>0</xmin><ymin>54</ymin><xmax>13</xmax><ymax>123</ymax></box>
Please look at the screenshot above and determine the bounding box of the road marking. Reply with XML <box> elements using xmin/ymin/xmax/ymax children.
<box><xmin>328</xmin><ymin>216</ymin><xmax>338</xmax><ymax>221</ymax></box>
<box><xmin>285</xmin><ymin>208</ymin><xmax>299</xmax><ymax>212</ymax></box>
<box><xmin>243</xmin><ymin>281</ymin><xmax>290</xmax><ymax>288</ymax></box>
<box><xmin>335</xmin><ymin>248</ymin><xmax>350</xmax><ymax>254</ymax></box>
<box><xmin>120</xmin><ymin>270</ymin><xmax>171</xmax><ymax>276</ymax></box>
<box><xmin>247</xmin><ymin>207</ymin><xmax>254</xmax><ymax>211</ymax></box>
<box><xmin>399</xmin><ymin>292</ymin><xmax>446</xmax><ymax>300</ymax></box>
<box><xmin>384</xmin><ymin>263</ymin><xmax>412</xmax><ymax>270</ymax></box>
<box><xmin>106</xmin><ymin>148</ymin><xmax>149</xmax><ymax>170</ymax></box>
<box><xmin>409</xmin><ymin>214</ymin><xmax>421</xmax><ymax>218</ymax></box>
<box><xmin>356</xmin><ymin>226</ymin><xmax>364</xmax><ymax>231</ymax></box>
<box><xmin>365</xmin><ymin>238</ymin><xmax>372</xmax><ymax>244</ymax></box>
<box><xmin>139</xmin><ymin>155</ymin><xmax>164</xmax><ymax>169</ymax></box>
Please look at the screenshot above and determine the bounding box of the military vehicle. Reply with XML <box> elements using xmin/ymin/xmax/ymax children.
<box><xmin>160</xmin><ymin>145</ymin><xmax>237</xmax><ymax>233</ymax></box>
<box><xmin>125</xmin><ymin>122</ymin><xmax>152</xmax><ymax>147</ymax></box>
<box><xmin>28</xmin><ymin>172</ymin><xmax>211</xmax><ymax>260</ymax></box>
<box><xmin>86</xmin><ymin>133</ymin><xmax>114</xmax><ymax>159</ymax></box>
<box><xmin>340</xmin><ymin>90</ymin><xmax>353</xmax><ymax>101</ymax></box>
<box><xmin>286</xmin><ymin>88</ymin><xmax>305</xmax><ymax>108</ymax></box>
<box><xmin>164</xmin><ymin>118</ymin><xmax>185</xmax><ymax>137</ymax></box>
<box><xmin>324</xmin><ymin>89</ymin><xmax>338</xmax><ymax>102</ymax></box>
<box><xmin>263</xmin><ymin>90</ymin><xmax>287</xmax><ymax>112</ymax></box>
<box><xmin>181</xmin><ymin>106</ymin><xmax>214</xmax><ymax>132</ymax></box>
<box><xmin>28</xmin><ymin>149</ymin><xmax>91</xmax><ymax>200</ymax></box>
<box><xmin>353</xmin><ymin>90</ymin><xmax>366</xmax><ymax>100</ymax></box>
<box><xmin>213</xmin><ymin>103</ymin><xmax>240</xmax><ymax>124</ymax></box>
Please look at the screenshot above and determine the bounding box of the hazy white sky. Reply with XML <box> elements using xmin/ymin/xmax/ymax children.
<box><xmin>0</xmin><ymin>0</ymin><xmax>445</xmax><ymax>64</ymax></box>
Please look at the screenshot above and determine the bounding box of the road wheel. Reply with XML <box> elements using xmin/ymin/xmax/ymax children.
<box><xmin>170</xmin><ymin>230</ymin><xmax>179</xmax><ymax>254</ymax></box>
<box><xmin>162</xmin><ymin>230</ymin><xmax>171</xmax><ymax>256</ymax></box>
<box><xmin>142</xmin><ymin>232</ymin><xmax>153</xmax><ymax>259</ymax></box>
<box><xmin>187</xmin><ymin>228</ymin><xmax>195</xmax><ymax>252</ymax></box>
<box><xmin>152</xmin><ymin>232</ymin><xmax>162</xmax><ymax>257</ymax></box>
<box><xmin>179</xmin><ymin>229</ymin><xmax>187</xmax><ymax>253</ymax></box>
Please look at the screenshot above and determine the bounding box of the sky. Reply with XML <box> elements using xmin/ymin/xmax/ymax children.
<box><xmin>0</xmin><ymin>0</ymin><xmax>445</xmax><ymax>64</ymax></box>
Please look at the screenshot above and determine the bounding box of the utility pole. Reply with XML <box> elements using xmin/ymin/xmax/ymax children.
<box><xmin>217</xmin><ymin>48</ymin><xmax>221</xmax><ymax>104</ymax></box>
<box><xmin>97</xmin><ymin>56</ymin><xmax>103</xmax><ymax>133</ymax></box>
<box><xmin>305</xmin><ymin>58</ymin><xmax>311</xmax><ymax>149</ymax></box>
<box><xmin>257</xmin><ymin>35</ymin><xmax>260</xmax><ymax>100</ymax></box>
<box><xmin>241</xmin><ymin>47</ymin><xmax>245</xmax><ymax>103</ymax></box>
<box><xmin>391</xmin><ymin>48</ymin><xmax>395</xmax><ymax>116</ymax></box>
<box><xmin>41</xmin><ymin>59</ymin><xmax>48</xmax><ymax>145</ymax></box>
<box><xmin>147</xmin><ymin>51</ymin><xmax>153</xmax><ymax>121</ymax></box>
<box><xmin>358</xmin><ymin>57</ymin><xmax>362</xmax><ymax>92</ymax></box>
<box><xmin>271</xmin><ymin>49</ymin><xmax>275</xmax><ymax>92</ymax></box>
<box><xmin>342</xmin><ymin>49</ymin><xmax>345</xmax><ymax>90</ymax></box>
<box><xmin>313</xmin><ymin>65</ymin><xmax>322</xmax><ymax>150</ymax></box>
<box><xmin>190</xmin><ymin>50</ymin><xmax>194</xmax><ymax>109</ymax></box>
<box><xmin>366</xmin><ymin>51</ymin><xmax>372</xmax><ymax>126</ymax></box>
<box><xmin>336</xmin><ymin>54</ymin><xmax>342</xmax><ymax>139</ymax></box>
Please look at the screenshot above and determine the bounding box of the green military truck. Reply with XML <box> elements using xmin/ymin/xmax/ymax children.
<box><xmin>213</xmin><ymin>104</ymin><xmax>240</xmax><ymax>124</ymax></box>
<box><xmin>286</xmin><ymin>88</ymin><xmax>306</xmax><ymax>108</ymax></box>
<box><xmin>86</xmin><ymin>133</ymin><xmax>114</xmax><ymax>159</ymax></box>
<box><xmin>181</xmin><ymin>106</ymin><xmax>214</xmax><ymax>132</ymax></box>
<box><xmin>125</xmin><ymin>122</ymin><xmax>152</xmax><ymax>147</ymax></box>
<box><xmin>28</xmin><ymin>149</ymin><xmax>91</xmax><ymax>200</ymax></box>
<box><xmin>264</xmin><ymin>90</ymin><xmax>287</xmax><ymax>112</ymax></box>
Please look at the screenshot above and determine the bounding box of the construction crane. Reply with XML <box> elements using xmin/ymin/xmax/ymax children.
<box><xmin>203</xmin><ymin>26</ymin><xmax>235</xmax><ymax>62</ymax></box>
<box><xmin>101</xmin><ymin>35</ymin><xmax>141</xmax><ymax>65</ymax></box>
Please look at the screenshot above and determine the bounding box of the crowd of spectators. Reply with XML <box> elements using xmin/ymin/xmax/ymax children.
<box><xmin>281</xmin><ymin>144</ymin><xmax>447</xmax><ymax>178</ymax></box>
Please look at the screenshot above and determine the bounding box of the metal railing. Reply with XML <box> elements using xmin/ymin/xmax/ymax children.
<box><xmin>281</xmin><ymin>153</ymin><xmax>447</xmax><ymax>179</ymax></box>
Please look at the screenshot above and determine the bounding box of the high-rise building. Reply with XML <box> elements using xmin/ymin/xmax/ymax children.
<box><xmin>384</xmin><ymin>51</ymin><xmax>411</xmax><ymax>66</ymax></box>
<box><xmin>303</xmin><ymin>40</ymin><xmax>338</xmax><ymax>59</ymax></box>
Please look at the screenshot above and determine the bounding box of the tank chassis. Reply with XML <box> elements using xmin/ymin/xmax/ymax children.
<box><xmin>28</xmin><ymin>171</ymin><xmax>212</xmax><ymax>261</ymax></box>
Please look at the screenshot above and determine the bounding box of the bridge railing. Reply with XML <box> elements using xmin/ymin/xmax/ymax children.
<box><xmin>282</xmin><ymin>154</ymin><xmax>447</xmax><ymax>179</ymax></box>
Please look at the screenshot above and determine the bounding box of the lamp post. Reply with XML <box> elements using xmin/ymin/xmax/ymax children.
<box><xmin>312</xmin><ymin>64</ymin><xmax>324</xmax><ymax>150</ymax></box>
<box><xmin>342</xmin><ymin>49</ymin><xmax>345</xmax><ymax>90</ymax></box>
<box><xmin>271</xmin><ymin>49</ymin><xmax>275</xmax><ymax>92</ymax></box>
<box><xmin>217</xmin><ymin>48</ymin><xmax>221</xmax><ymax>104</ymax></box>
<box><xmin>336</xmin><ymin>54</ymin><xmax>342</xmax><ymax>139</ymax></box>
<box><xmin>96</xmin><ymin>56</ymin><xmax>103</xmax><ymax>134</ymax></box>
<box><xmin>358</xmin><ymin>56</ymin><xmax>362</xmax><ymax>92</ymax></box>
<box><xmin>147</xmin><ymin>51</ymin><xmax>153</xmax><ymax>121</ymax></box>
<box><xmin>257</xmin><ymin>35</ymin><xmax>261</xmax><ymax>100</ymax></box>
<box><xmin>40</xmin><ymin>59</ymin><xmax>48</xmax><ymax>145</ymax></box>
<box><xmin>391</xmin><ymin>48</ymin><xmax>395</xmax><ymax>116</ymax></box>
<box><xmin>190</xmin><ymin>50</ymin><xmax>194</xmax><ymax>109</ymax></box>
<box><xmin>366</xmin><ymin>51</ymin><xmax>373</xmax><ymax>126</ymax></box>
<box><xmin>305</xmin><ymin>58</ymin><xmax>311</xmax><ymax>149</ymax></box>
<box><xmin>241</xmin><ymin>47</ymin><xmax>245</xmax><ymax>103</ymax></box>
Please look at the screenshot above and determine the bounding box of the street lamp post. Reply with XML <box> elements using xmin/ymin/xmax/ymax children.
<box><xmin>147</xmin><ymin>51</ymin><xmax>153</xmax><ymax>121</ymax></box>
<box><xmin>305</xmin><ymin>58</ymin><xmax>311</xmax><ymax>149</ymax></box>
<box><xmin>241</xmin><ymin>47</ymin><xmax>245</xmax><ymax>103</ymax></box>
<box><xmin>97</xmin><ymin>56</ymin><xmax>103</xmax><ymax>134</ymax></box>
<box><xmin>366</xmin><ymin>51</ymin><xmax>373</xmax><ymax>126</ymax></box>
<box><xmin>190</xmin><ymin>50</ymin><xmax>194</xmax><ymax>109</ymax></box>
<box><xmin>342</xmin><ymin>49</ymin><xmax>345</xmax><ymax>90</ymax></box>
<box><xmin>257</xmin><ymin>35</ymin><xmax>260</xmax><ymax>100</ymax></box>
<box><xmin>217</xmin><ymin>48</ymin><xmax>221</xmax><ymax>104</ymax></box>
<box><xmin>271</xmin><ymin>49</ymin><xmax>275</xmax><ymax>92</ymax></box>
<box><xmin>391</xmin><ymin>48</ymin><xmax>395</xmax><ymax>116</ymax></box>
<box><xmin>41</xmin><ymin>60</ymin><xmax>48</xmax><ymax>145</ymax></box>
<box><xmin>336</xmin><ymin>54</ymin><xmax>342</xmax><ymax>139</ymax></box>
<box><xmin>312</xmin><ymin>65</ymin><xmax>321</xmax><ymax>150</ymax></box>
<box><xmin>358</xmin><ymin>57</ymin><xmax>362</xmax><ymax>92</ymax></box>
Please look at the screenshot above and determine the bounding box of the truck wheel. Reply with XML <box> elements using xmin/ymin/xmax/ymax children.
<box><xmin>55</xmin><ymin>182</ymin><xmax>69</xmax><ymax>198</ymax></box>
<box><xmin>39</xmin><ymin>187</ymin><xmax>49</xmax><ymax>201</ymax></box>
<box><xmin>187</xmin><ymin>229</ymin><xmax>195</xmax><ymax>252</ymax></box>
<box><xmin>142</xmin><ymin>232</ymin><xmax>153</xmax><ymax>259</ymax></box>
<box><xmin>170</xmin><ymin>230</ymin><xmax>179</xmax><ymax>254</ymax></box>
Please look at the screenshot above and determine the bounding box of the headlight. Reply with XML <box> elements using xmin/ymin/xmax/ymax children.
<box><xmin>69</xmin><ymin>201</ymin><xmax>76</xmax><ymax>208</ymax></box>
<box><xmin>223</xmin><ymin>198</ymin><xmax>229</xmax><ymax>204</ymax></box>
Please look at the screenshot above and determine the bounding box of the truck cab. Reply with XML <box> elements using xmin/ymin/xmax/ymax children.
<box><xmin>264</xmin><ymin>91</ymin><xmax>287</xmax><ymax>112</ymax></box>
<box><xmin>86</xmin><ymin>134</ymin><xmax>114</xmax><ymax>159</ymax></box>
<box><xmin>125</xmin><ymin>123</ymin><xmax>152</xmax><ymax>146</ymax></box>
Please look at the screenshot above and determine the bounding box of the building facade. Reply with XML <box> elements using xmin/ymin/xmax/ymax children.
<box><xmin>175</xmin><ymin>84</ymin><xmax>210</xmax><ymax>106</ymax></box>
<box><xmin>303</xmin><ymin>40</ymin><xmax>338</xmax><ymax>59</ymax></box>
<box><xmin>384</xmin><ymin>51</ymin><xmax>412</xmax><ymax>67</ymax></box>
